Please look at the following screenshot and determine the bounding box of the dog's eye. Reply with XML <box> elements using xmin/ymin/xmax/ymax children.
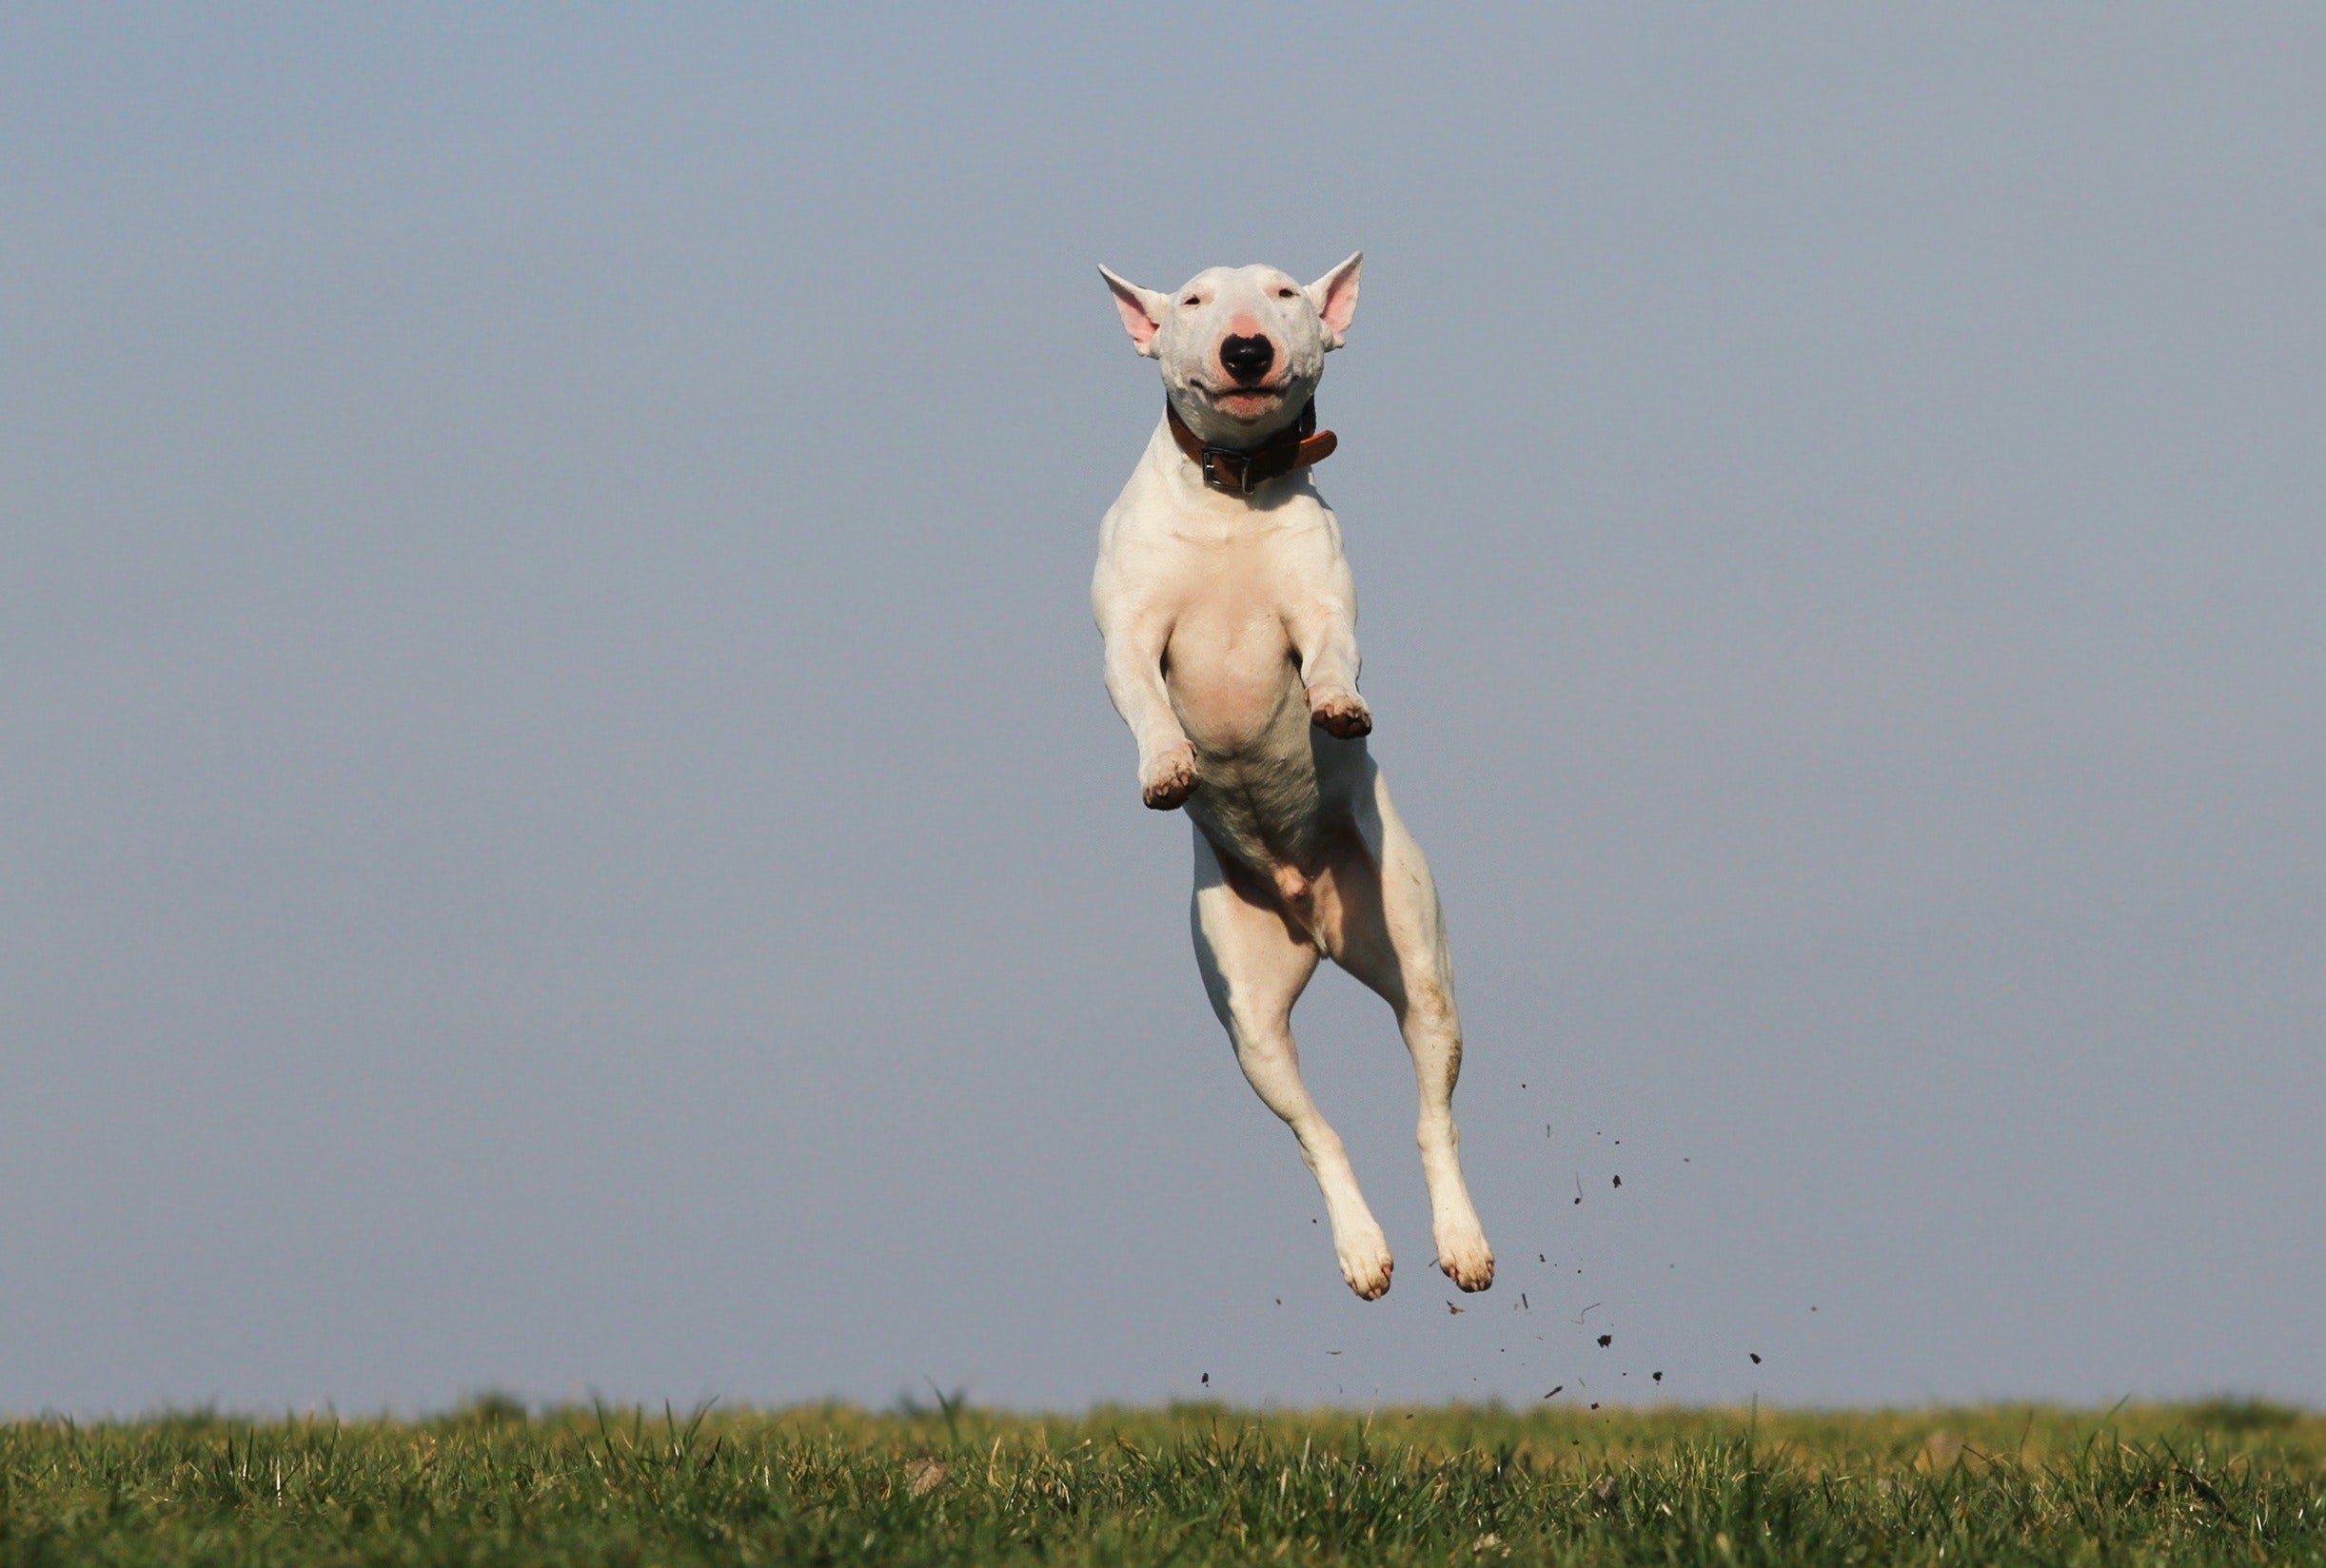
<box><xmin>1277</xmin><ymin>287</ymin><xmax>1298</xmax><ymax>299</ymax></box>
<box><xmin>1183</xmin><ymin>295</ymin><xmax>1202</xmax><ymax>306</ymax></box>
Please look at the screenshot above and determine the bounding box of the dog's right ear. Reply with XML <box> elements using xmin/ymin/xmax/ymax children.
<box><xmin>1098</xmin><ymin>265</ymin><xmax>1169</xmax><ymax>358</ymax></box>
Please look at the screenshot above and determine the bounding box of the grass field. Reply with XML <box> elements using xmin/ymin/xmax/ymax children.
<box><xmin>1</xmin><ymin>1399</ymin><xmax>2318</xmax><ymax>1565</ymax></box>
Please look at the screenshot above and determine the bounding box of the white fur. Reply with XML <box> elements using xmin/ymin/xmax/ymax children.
<box><xmin>1092</xmin><ymin>256</ymin><xmax>1494</xmax><ymax>1299</ymax></box>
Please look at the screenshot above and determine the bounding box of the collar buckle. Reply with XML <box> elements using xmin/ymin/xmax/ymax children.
<box><xmin>1198</xmin><ymin>447</ymin><xmax>1254</xmax><ymax>496</ymax></box>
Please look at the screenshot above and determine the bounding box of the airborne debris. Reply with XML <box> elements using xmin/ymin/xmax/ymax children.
<box><xmin>1447</xmin><ymin>1302</ymin><xmax>1465</xmax><ymax>1315</ymax></box>
<box><xmin>1543</xmin><ymin>1385</ymin><xmax>1563</xmax><ymax>1399</ymax></box>
<box><xmin>1597</xmin><ymin>1334</ymin><xmax>1612</xmax><ymax>1347</ymax></box>
<box><xmin>1750</xmin><ymin>1354</ymin><xmax>1763</xmax><ymax>1364</ymax></box>
<box><xmin>1653</xmin><ymin>1371</ymin><xmax>1664</xmax><ymax>1382</ymax></box>
<box><xmin>1612</xmin><ymin>1175</ymin><xmax>1621</xmax><ymax>1187</ymax></box>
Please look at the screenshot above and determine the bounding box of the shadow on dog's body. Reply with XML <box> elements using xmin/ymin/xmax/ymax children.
<box><xmin>1093</xmin><ymin>256</ymin><xmax>1494</xmax><ymax>1300</ymax></box>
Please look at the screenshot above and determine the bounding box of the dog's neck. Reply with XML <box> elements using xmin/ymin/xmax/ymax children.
<box><xmin>1164</xmin><ymin>398</ymin><xmax>1339</xmax><ymax>498</ymax></box>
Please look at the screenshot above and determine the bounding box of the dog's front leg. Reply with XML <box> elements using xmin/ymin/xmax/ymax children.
<box><xmin>1099</xmin><ymin>609</ymin><xmax>1197</xmax><ymax>810</ymax></box>
<box><xmin>1287</xmin><ymin>596</ymin><xmax>1371</xmax><ymax>739</ymax></box>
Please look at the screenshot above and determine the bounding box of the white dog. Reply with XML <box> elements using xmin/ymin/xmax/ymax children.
<box><xmin>1093</xmin><ymin>254</ymin><xmax>1494</xmax><ymax>1299</ymax></box>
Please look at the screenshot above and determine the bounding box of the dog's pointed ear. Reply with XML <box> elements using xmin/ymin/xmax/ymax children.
<box><xmin>1098</xmin><ymin>265</ymin><xmax>1169</xmax><ymax>358</ymax></box>
<box><xmin>1306</xmin><ymin>251</ymin><xmax>1363</xmax><ymax>349</ymax></box>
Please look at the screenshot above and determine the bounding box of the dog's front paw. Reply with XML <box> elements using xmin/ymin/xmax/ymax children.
<box><xmin>1309</xmin><ymin>687</ymin><xmax>1372</xmax><ymax>739</ymax></box>
<box><xmin>1139</xmin><ymin>743</ymin><xmax>1198</xmax><ymax>811</ymax></box>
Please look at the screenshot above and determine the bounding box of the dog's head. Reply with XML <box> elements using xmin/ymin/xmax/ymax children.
<box><xmin>1098</xmin><ymin>254</ymin><xmax>1362</xmax><ymax>449</ymax></box>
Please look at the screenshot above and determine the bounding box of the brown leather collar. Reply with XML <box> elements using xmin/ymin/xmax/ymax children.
<box><xmin>1166</xmin><ymin>398</ymin><xmax>1338</xmax><ymax>497</ymax></box>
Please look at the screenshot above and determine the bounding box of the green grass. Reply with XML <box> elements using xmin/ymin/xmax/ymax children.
<box><xmin>2</xmin><ymin>1400</ymin><xmax>2319</xmax><ymax>1564</ymax></box>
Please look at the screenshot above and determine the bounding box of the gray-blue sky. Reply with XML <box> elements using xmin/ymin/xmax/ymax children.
<box><xmin>3</xmin><ymin>5</ymin><xmax>2321</xmax><ymax>1417</ymax></box>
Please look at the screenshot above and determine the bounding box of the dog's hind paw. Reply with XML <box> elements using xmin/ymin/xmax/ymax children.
<box><xmin>1309</xmin><ymin>688</ymin><xmax>1372</xmax><ymax>739</ymax></box>
<box><xmin>1139</xmin><ymin>743</ymin><xmax>1198</xmax><ymax>811</ymax></box>
<box><xmin>1434</xmin><ymin>1227</ymin><xmax>1495</xmax><ymax>1293</ymax></box>
<box><xmin>1337</xmin><ymin>1226</ymin><xmax>1395</xmax><ymax>1301</ymax></box>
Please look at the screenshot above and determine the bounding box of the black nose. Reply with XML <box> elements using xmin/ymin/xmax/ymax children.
<box><xmin>1220</xmin><ymin>334</ymin><xmax>1274</xmax><ymax>385</ymax></box>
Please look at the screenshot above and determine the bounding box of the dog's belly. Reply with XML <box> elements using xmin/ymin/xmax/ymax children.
<box><xmin>1187</xmin><ymin>740</ymin><xmax>1325</xmax><ymax>872</ymax></box>
<box><xmin>1164</xmin><ymin>610</ymin><xmax>1333</xmax><ymax>873</ymax></box>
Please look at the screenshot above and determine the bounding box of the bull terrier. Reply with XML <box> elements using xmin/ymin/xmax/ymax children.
<box><xmin>1092</xmin><ymin>254</ymin><xmax>1494</xmax><ymax>1299</ymax></box>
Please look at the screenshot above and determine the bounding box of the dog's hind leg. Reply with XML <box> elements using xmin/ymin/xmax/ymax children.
<box><xmin>1191</xmin><ymin>830</ymin><xmax>1396</xmax><ymax>1300</ymax></box>
<box><xmin>1322</xmin><ymin>771</ymin><xmax>1495</xmax><ymax>1292</ymax></box>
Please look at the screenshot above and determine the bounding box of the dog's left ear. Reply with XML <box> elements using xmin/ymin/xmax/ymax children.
<box><xmin>1306</xmin><ymin>251</ymin><xmax>1363</xmax><ymax>349</ymax></box>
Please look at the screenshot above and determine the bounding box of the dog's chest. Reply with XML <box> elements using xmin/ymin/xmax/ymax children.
<box><xmin>1158</xmin><ymin>534</ymin><xmax>1307</xmax><ymax>754</ymax></box>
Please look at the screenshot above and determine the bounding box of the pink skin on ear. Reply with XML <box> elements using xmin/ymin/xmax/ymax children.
<box><xmin>1099</xmin><ymin>266</ymin><xmax>1164</xmax><ymax>357</ymax></box>
<box><xmin>1308</xmin><ymin>252</ymin><xmax>1363</xmax><ymax>349</ymax></box>
<box><xmin>1113</xmin><ymin>292</ymin><xmax>1160</xmax><ymax>353</ymax></box>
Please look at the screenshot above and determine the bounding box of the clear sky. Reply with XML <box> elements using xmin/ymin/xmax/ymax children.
<box><xmin>4</xmin><ymin>6</ymin><xmax>2321</xmax><ymax>1418</ymax></box>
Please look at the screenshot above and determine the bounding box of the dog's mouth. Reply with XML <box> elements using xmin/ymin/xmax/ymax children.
<box><xmin>1199</xmin><ymin>382</ymin><xmax>1290</xmax><ymax>410</ymax></box>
